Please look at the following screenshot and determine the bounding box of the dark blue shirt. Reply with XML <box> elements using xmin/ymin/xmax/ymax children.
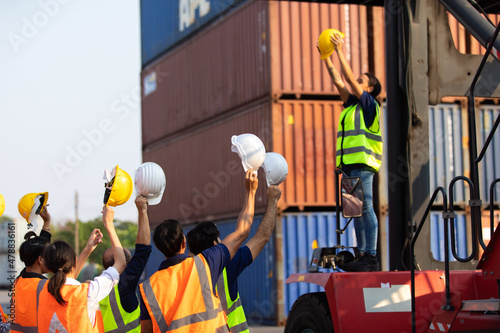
<box><xmin>118</xmin><ymin>243</ymin><xmax>152</xmax><ymax>313</ymax></box>
<box><xmin>140</xmin><ymin>243</ymin><xmax>230</xmax><ymax>320</ymax></box>
<box><xmin>225</xmin><ymin>246</ymin><xmax>253</xmax><ymax>301</ymax></box>
<box><xmin>343</xmin><ymin>91</ymin><xmax>377</xmax><ymax>128</ymax></box>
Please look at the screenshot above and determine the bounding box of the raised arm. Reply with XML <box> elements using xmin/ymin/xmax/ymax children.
<box><xmin>135</xmin><ymin>195</ymin><xmax>151</xmax><ymax>245</ymax></box>
<box><xmin>75</xmin><ymin>228</ymin><xmax>103</xmax><ymax>278</ymax></box>
<box><xmin>245</xmin><ymin>185</ymin><xmax>281</xmax><ymax>260</ymax></box>
<box><xmin>221</xmin><ymin>170</ymin><xmax>258</xmax><ymax>259</ymax></box>
<box><xmin>331</xmin><ymin>33</ymin><xmax>364</xmax><ymax>99</ymax></box>
<box><xmin>102</xmin><ymin>205</ymin><xmax>127</xmax><ymax>274</ymax></box>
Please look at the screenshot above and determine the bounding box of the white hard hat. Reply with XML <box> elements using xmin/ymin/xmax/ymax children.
<box><xmin>261</xmin><ymin>152</ymin><xmax>288</xmax><ymax>186</ymax></box>
<box><xmin>231</xmin><ymin>134</ymin><xmax>266</xmax><ymax>172</ymax></box>
<box><xmin>134</xmin><ymin>162</ymin><xmax>166</xmax><ymax>205</ymax></box>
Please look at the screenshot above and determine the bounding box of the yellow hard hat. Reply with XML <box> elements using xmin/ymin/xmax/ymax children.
<box><xmin>18</xmin><ymin>192</ymin><xmax>49</xmax><ymax>224</ymax></box>
<box><xmin>104</xmin><ymin>165</ymin><xmax>133</xmax><ymax>207</ymax></box>
<box><xmin>0</xmin><ymin>194</ymin><xmax>5</xmax><ymax>218</ymax></box>
<box><xmin>318</xmin><ymin>28</ymin><xmax>345</xmax><ymax>60</ymax></box>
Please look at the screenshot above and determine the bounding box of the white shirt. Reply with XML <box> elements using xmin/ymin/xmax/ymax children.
<box><xmin>64</xmin><ymin>266</ymin><xmax>119</xmax><ymax>325</ymax></box>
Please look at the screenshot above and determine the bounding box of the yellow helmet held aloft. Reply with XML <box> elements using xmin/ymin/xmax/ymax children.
<box><xmin>103</xmin><ymin>165</ymin><xmax>133</xmax><ymax>207</ymax></box>
<box><xmin>0</xmin><ymin>194</ymin><xmax>5</xmax><ymax>218</ymax></box>
<box><xmin>318</xmin><ymin>28</ymin><xmax>346</xmax><ymax>60</ymax></box>
<box><xmin>18</xmin><ymin>192</ymin><xmax>49</xmax><ymax>226</ymax></box>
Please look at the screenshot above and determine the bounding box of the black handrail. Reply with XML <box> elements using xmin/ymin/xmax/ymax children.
<box><xmin>490</xmin><ymin>179</ymin><xmax>500</xmax><ymax>239</ymax></box>
<box><xmin>410</xmin><ymin>187</ymin><xmax>448</xmax><ymax>333</ymax></box>
<box><xmin>448</xmin><ymin>176</ymin><xmax>479</xmax><ymax>261</ymax></box>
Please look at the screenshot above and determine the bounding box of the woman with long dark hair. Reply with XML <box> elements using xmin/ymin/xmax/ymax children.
<box><xmin>11</xmin><ymin>206</ymin><xmax>52</xmax><ymax>333</ymax></box>
<box><xmin>37</xmin><ymin>205</ymin><xmax>126</xmax><ymax>332</ymax></box>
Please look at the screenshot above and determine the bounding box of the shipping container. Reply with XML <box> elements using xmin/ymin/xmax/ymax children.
<box><xmin>141</xmin><ymin>0</ymin><xmax>270</xmax><ymax>145</ymax></box>
<box><xmin>268</xmin><ymin>2</ymin><xmax>386</xmax><ymax>99</ymax></box>
<box><xmin>141</xmin><ymin>1</ymin><xmax>387</xmax><ymax>144</ymax></box>
<box><xmin>429</xmin><ymin>103</ymin><xmax>500</xmax><ymax>206</ymax></box>
<box><xmin>142</xmin><ymin>209</ymin><xmax>494</xmax><ymax>325</ymax></box>
<box><xmin>141</xmin><ymin>0</ymin><xmax>248</xmax><ymax>67</ymax></box>
<box><xmin>448</xmin><ymin>13</ymin><xmax>500</xmax><ymax>55</ymax></box>
<box><xmin>478</xmin><ymin>104</ymin><xmax>500</xmax><ymax>204</ymax></box>
<box><xmin>143</xmin><ymin>99</ymin><xmax>344</xmax><ymax>226</ymax></box>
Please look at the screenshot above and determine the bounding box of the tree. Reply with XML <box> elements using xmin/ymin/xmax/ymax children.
<box><xmin>52</xmin><ymin>218</ymin><xmax>138</xmax><ymax>267</ymax></box>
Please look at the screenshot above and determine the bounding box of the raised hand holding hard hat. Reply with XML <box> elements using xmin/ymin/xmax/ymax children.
<box><xmin>134</xmin><ymin>162</ymin><xmax>166</xmax><ymax>205</ymax></box>
<box><xmin>261</xmin><ymin>152</ymin><xmax>288</xmax><ymax>186</ymax></box>
<box><xmin>231</xmin><ymin>133</ymin><xmax>266</xmax><ymax>173</ymax></box>
<box><xmin>18</xmin><ymin>192</ymin><xmax>49</xmax><ymax>229</ymax></box>
<box><xmin>103</xmin><ymin>165</ymin><xmax>133</xmax><ymax>207</ymax></box>
<box><xmin>318</xmin><ymin>28</ymin><xmax>345</xmax><ymax>59</ymax></box>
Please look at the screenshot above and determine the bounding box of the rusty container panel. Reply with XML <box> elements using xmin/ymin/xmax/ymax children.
<box><xmin>143</xmin><ymin>99</ymin><xmax>343</xmax><ymax>226</ymax></box>
<box><xmin>269</xmin><ymin>2</ymin><xmax>386</xmax><ymax>99</ymax></box>
<box><xmin>448</xmin><ymin>13</ymin><xmax>500</xmax><ymax>55</ymax></box>
<box><xmin>271</xmin><ymin>100</ymin><xmax>343</xmax><ymax>208</ymax></box>
<box><xmin>143</xmin><ymin>102</ymin><xmax>271</xmax><ymax>227</ymax></box>
<box><xmin>141</xmin><ymin>0</ymin><xmax>270</xmax><ymax>146</ymax></box>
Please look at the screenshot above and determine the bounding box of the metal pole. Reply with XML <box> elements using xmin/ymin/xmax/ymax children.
<box><xmin>75</xmin><ymin>190</ymin><xmax>79</xmax><ymax>253</ymax></box>
<box><xmin>385</xmin><ymin>0</ymin><xmax>409</xmax><ymax>271</ymax></box>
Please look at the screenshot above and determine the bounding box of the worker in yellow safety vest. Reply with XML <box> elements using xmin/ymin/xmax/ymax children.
<box><xmin>139</xmin><ymin>170</ymin><xmax>259</xmax><ymax>333</ymax></box>
<box><xmin>320</xmin><ymin>31</ymin><xmax>383</xmax><ymax>272</ymax></box>
<box><xmin>186</xmin><ymin>185</ymin><xmax>282</xmax><ymax>333</ymax></box>
<box><xmin>11</xmin><ymin>204</ymin><xmax>52</xmax><ymax>333</ymax></box>
<box><xmin>37</xmin><ymin>206</ymin><xmax>127</xmax><ymax>332</ymax></box>
<box><xmin>98</xmin><ymin>195</ymin><xmax>152</xmax><ymax>333</ymax></box>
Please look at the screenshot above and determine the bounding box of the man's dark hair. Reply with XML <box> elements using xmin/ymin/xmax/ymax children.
<box><xmin>20</xmin><ymin>231</ymin><xmax>49</xmax><ymax>267</ymax></box>
<box><xmin>186</xmin><ymin>222</ymin><xmax>220</xmax><ymax>255</ymax></box>
<box><xmin>365</xmin><ymin>72</ymin><xmax>382</xmax><ymax>100</ymax></box>
<box><xmin>153</xmin><ymin>219</ymin><xmax>185</xmax><ymax>258</ymax></box>
<box><xmin>102</xmin><ymin>248</ymin><xmax>132</xmax><ymax>270</ymax></box>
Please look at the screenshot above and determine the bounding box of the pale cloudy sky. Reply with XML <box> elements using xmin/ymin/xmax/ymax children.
<box><xmin>0</xmin><ymin>0</ymin><xmax>143</xmax><ymax>224</ymax></box>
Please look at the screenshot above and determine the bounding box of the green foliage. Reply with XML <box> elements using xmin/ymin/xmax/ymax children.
<box><xmin>0</xmin><ymin>215</ymin><xmax>13</xmax><ymax>223</ymax></box>
<box><xmin>51</xmin><ymin>218</ymin><xmax>138</xmax><ymax>266</ymax></box>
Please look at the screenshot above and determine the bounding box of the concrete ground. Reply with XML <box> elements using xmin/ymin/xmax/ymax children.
<box><xmin>1</xmin><ymin>289</ymin><xmax>285</xmax><ymax>332</ymax></box>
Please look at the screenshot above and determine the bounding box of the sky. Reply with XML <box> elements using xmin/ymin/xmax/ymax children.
<box><xmin>0</xmin><ymin>0</ymin><xmax>143</xmax><ymax>224</ymax></box>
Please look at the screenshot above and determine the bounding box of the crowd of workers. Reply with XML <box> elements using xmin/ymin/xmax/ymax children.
<box><xmin>2</xmin><ymin>29</ymin><xmax>382</xmax><ymax>332</ymax></box>
<box><xmin>8</xmin><ymin>170</ymin><xmax>282</xmax><ymax>333</ymax></box>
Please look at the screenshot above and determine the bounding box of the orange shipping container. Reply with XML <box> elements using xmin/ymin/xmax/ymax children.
<box><xmin>141</xmin><ymin>1</ymin><xmax>386</xmax><ymax>146</ymax></box>
<box><xmin>143</xmin><ymin>99</ymin><xmax>344</xmax><ymax>227</ymax></box>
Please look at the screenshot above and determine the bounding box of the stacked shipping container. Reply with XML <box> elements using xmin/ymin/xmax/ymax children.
<box><xmin>140</xmin><ymin>0</ymin><xmax>500</xmax><ymax>325</ymax></box>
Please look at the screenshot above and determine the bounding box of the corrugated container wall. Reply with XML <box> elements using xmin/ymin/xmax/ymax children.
<box><xmin>269</xmin><ymin>2</ymin><xmax>386</xmax><ymax>99</ymax></box>
<box><xmin>448</xmin><ymin>13</ymin><xmax>500</xmax><ymax>55</ymax></box>
<box><xmin>141</xmin><ymin>1</ymin><xmax>387</xmax><ymax>146</ymax></box>
<box><xmin>141</xmin><ymin>0</ymin><xmax>270</xmax><ymax>145</ymax></box>
<box><xmin>429</xmin><ymin>103</ymin><xmax>500</xmax><ymax>206</ymax></box>
<box><xmin>140</xmin><ymin>0</ymin><xmax>248</xmax><ymax>67</ymax></box>
<box><xmin>143</xmin><ymin>100</ymin><xmax>343</xmax><ymax>226</ymax></box>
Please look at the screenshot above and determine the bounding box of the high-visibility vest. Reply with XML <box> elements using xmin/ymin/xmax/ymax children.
<box><xmin>215</xmin><ymin>268</ymin><xmax>249</xmax><ymax>333</ymax></box>
<box><xmin>38</xmin><ymin>282</ymin><xmax>99</xmax><ymax>333</ymax></box>
<box><xmin>139</xmin><ymin>255</ymin><xmax>229</xmax><ymax>333</ymax></box>
<box><xmin>336</xmin><ymin>103</ymin><xmax>383</xmax><ymax>172</ymax></box>
<box><xmin>11</xmin><ymin>277</ymin><xmax>47</xmax><ymax>333</ymax></box>
<box><xmin>99</xmin><ymin>284</ymin><xmax>141</xmax><ymax>333</ymax></box>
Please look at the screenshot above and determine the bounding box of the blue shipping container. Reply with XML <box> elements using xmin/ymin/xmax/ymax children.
<box><xmin>141</xmin><ymin>0</ymin><xmax>246</xmax><ymax>67</ymax></box>
<box><xmin>430</xmin><ymin>211</ymin><xmax>469</xmax><ymax>262</ymax></box>
<box><xmin>143</xmin><ymin>210</ymin><xmax>472</xmax><ymax>323</ymax></box>
<box><xmin>429</xmin><ymin>103</ymin><xmax>500</xmax><ymax>206</ymax></box>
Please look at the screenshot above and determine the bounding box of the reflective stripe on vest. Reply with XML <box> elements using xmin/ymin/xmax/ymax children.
<box><xmin>11</xmin><ymin>279</ymin><xmax>47</xmax><ymax>333</ymax></box>
<box><xmin>141</xmin><ymin>255</ymin><xmax>229</xmax><ymax>332</ymax></box>
<box><xmin>38</xmin><ymin>283</ymin><xmax>98</xmax><ymax>333</ymax></box>
<box><xmin>216</xmin><ymin>269</ymin><xmax>249</xmax><ymax>333</ymax></box>
<box><xmin>336</xmin><ymin>103</ymin><xmax>382</xmax><ymax>171</ymax></box>
<box><xmin>99</xmin><ymin>285</ymin><xmax>141</xmax><ymax>333</ymax></box>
